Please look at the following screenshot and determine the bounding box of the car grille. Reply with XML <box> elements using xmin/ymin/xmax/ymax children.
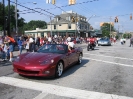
<box><xmin>17</xmin><ymin>69</ymin><xmax>39</xmax><ymax>75</ymax></box>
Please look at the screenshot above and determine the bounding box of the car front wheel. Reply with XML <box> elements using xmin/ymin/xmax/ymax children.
<box><xmin>55</xmin><ymin>61</ymin><xmax>64</xmax><ymax>78</ymax></box>
<box><xmin>77</xmin><ymin>53</ymin><xmax>82</xmax><ymax>64</ymax></box>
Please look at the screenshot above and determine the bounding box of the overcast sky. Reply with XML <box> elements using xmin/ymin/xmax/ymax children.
<box><xmin>4</xmin><ymin>0</ymin><xmax>133</xmax><ymax>32</ymax></box>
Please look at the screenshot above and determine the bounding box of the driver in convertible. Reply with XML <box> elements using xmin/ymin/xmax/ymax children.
<box><xmin>66</xmin><ymin>37</ymin><xmax>75</xmax><ymax>51</ymax></box>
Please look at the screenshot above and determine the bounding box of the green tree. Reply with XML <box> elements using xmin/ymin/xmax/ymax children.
<box><xmin>23</xmin><ymin>20</ymin><xmax>47</xmax><ymax>30</ymax></box>
<box><xmin>123</xmin><ymin>33</ymin><xmax>132</xmax><ymax>39</ymax></box>
<box><xmin>4</xmin><ymin>5</ymin><xmax>25</xmax><ymax>32</ymax></box>
<box><xmin>28</xmin><ymin>20</ymin><xmax>47</xmax><ymax>29</ymax></box>
<box><xmin>0</xmin><ymin>4</ymin><xmax>25</xmax><ymax>32</ymax></box>
<box><xmin>0</xmin><ymin>2</ymin><xmax>4</xmax><ymax>30</ymax></box>
<box><xmin>123</xmin><ymin>33</ymin><xmax>127</xmax><ymax>38</ymax></box>
<box><xmin>100</xmin><ymin>23</ymin><xmax>115</xmax><ymax>38</ymax></box>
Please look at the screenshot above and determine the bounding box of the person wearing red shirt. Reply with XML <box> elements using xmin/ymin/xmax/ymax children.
<box><xmin>89</xmin><ymin>36</ymin><xmax>95</xmax><ymax>44</ymax></box>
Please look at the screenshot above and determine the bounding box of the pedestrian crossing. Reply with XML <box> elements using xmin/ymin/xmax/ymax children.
<box><xmin>0</xmin><ymin>76</ymin><xmax>132</xmax><ymax>99</ymax></box>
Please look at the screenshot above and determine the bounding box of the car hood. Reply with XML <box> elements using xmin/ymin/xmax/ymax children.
<box><xmin>18</xmin><ymin>52</ymin><xmax>62</xmax><ymax>64</ymax></box>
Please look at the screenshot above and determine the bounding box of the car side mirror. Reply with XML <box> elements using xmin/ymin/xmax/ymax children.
<box><xmin>71</xmin><ymin>49</ymin><xmax>75</xmax><ymax>53</ymax></box>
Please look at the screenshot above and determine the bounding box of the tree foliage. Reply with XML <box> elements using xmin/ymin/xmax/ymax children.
<box><xmin>23</xmin><ymin>20</ymin><xmax>47</xmax><ymax>30</ymax></box>
<box><xmin>100</xmin><ymin>23</ymin><xmax>115</xmax><ymax>37</ymax></box>
<box><xmin>0</xmin><ymin>4</ymin><xmax>25</xmax><ymax>32</ymax></box>
<box><xmin>123</xmin><ymin>33</ymin><xmax>132</xmax><ymax>38</ymax></box>
<box><xmin>0</xmin><ymin>2</ymin><xmax>4</xmax><ymax>30</ymax></box>
<box><xmin>0</xmin><ymin>3</ymin><xmax>47</xmax><ymax>33</ymax></box>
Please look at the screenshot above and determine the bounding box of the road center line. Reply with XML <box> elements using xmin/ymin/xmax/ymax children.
<box><xmin>0</xmin><ymin>76</ymin><xmax>132</xmax><ymax>99</ymax></box>
<box><xmin>83</xmin><ymin>57</ymin><xmax>133</xmax><ymax>67</ymax></box>
<box><xmin>84</xmin><ymin>53</ymin><xmax>133</xmax><ymax>61</ymax></box>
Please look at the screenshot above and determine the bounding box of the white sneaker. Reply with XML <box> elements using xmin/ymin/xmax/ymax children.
<box><xmin>9</xmin><ymin>58</ymin><xmax>14</xmax><ymax>62</ymax></box>
<box><xmin>9</xmin><ymin>60</ymin><xmax>12</xmax><ymax>62</ymax></box>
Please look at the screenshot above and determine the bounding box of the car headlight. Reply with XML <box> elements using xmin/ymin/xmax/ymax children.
<box><xmin>40</xmin><ymin>59</ymin><xmax>54</xmax><ymax>65</ymax></box>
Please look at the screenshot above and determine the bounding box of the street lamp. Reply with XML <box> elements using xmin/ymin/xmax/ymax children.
<box><xmin>14</xmin><ymin>0</ymin><xmax>37</xmax><ymax>35</ymax></box>
<box><xmin>87</xmin><ymin>15</ymin><xmax>96</xmax><ymax>22</ymax></box>
<box><xmin>87</xmin><ymin>15</ymin><xmax>96</xmax><ymax>31</ymax></box>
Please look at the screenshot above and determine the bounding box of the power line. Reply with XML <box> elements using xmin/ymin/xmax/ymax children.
<box><xmin>34</xmin><ymin>0</ymin><xmax>99</xmax><ymax>11</ymax></box>
<box><xmin>9</xmin><ymin>0</ymin><xmax>54</xmax><ymax>17</ymax></box>
<box><xmin>16</xmin><ymin>0</ymin><xmax>123</xmax><ymax>21</ymax></box>
<box><xmin>9</xmin><ymin>0</ymin><xmax>132</xmax><ymax>25</ymax></box>
<box><xmin>10</xmin><ymin>0</ymin><xmax>79</xmax><ymax>26</ymax></box>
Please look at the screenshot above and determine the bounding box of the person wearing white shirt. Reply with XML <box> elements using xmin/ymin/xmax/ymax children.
<box><xmin>67</xmin><ymin>37</ymin><xmax>75</xmax><ymax>51</ymax></box>
<box><xmin>29</xmin><ymin>37</ymin><xmax>34</xmax><ymax>43</ymax></box>
<box><xmin>29</xmin><ymin>36</ymin><xmax>34</xmax><ymax>52</ymax></box>
<box><xmin>48</xmin><ymin>36</ymin><xmax>52</xmax><ymax>43</ymax></box>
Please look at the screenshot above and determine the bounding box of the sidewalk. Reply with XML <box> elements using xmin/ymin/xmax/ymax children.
<box><xmin>0</xmin><ymin>49</ymin><xmax>27</xmax><ymax>63</ymax></box>
<box><xmin>13</xmin><ymin>49</ymin><xmax>27</xmax><ymax>57</ymax></box>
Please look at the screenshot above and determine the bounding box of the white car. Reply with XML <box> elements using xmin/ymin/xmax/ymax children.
<box><xmin>98</xmin><ymin>37</ymin><xmax>111</xmax><ymax>46</ymax></box>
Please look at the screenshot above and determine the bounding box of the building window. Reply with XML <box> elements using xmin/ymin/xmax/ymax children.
<box><xmin>54</xmin><ymin>25</ymin><xmax>56</xmax><ymax>29</ymax></box>
<box><xmin>69</xmin><ymin>16</ymin><xmax>71</xmax><ymax>21</ymax></box>
<box><xmin>85</xmin><ymin>25</ymin><xmax>87</xmax><ymax>29</ymax></box>
<box><xmin>68</xmin><ymin>24</ymin><xmax>71</xmax><ymax>29</ymax></box>
<box><xmin>41</xmin><ymin>33</ymin><xmax>44</xmax><ymax>37</ymax></box>
<box><xmin>56</xmin><ymin>18</ymin><xmax>58</xmax><ymax>22</ymax></box>
<box><xmin>54</xmin><ymin>18</ymin><xmax>56</xmax><ymax>22</ymax></box>
<box><xmin>80</xmin><ymin>24</ymin><xmax>81</xmax><ymax>29</ymax></box>
<box><xmin>66</xmin><ymin>16</ymin><xmax>68</xmax><ymax>20</ymax></box>
<box><xmin>58</xmin><ymin>17</ymin><xmax>61</xmax><ymax>20</ymax></box>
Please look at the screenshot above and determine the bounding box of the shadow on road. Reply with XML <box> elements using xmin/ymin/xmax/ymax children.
<box><xmin>61</xmin><ymin>59</ymin><xmax>89</xmax><ymax>78</ymax></box>
<box><xmin>0</xmin><ymin>61</ymin><xmax>12</xmax><ymax>67</ymax></box>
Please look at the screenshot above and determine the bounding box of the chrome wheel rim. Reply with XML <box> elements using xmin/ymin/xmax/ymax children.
<box><xmin>57</xmin><ymin>62</ymin><xmax>63</xmax><ymax>76</ymax></box>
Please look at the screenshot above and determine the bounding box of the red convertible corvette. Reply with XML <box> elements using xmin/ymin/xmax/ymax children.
<box><xmin>13</xmin><ymin>44</ymin><xmax>83</xmax><ymax>78</ymax></box>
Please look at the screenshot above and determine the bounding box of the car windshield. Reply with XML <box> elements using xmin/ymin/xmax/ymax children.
<box><xmin>100</xmin><ymin>37</ymin><xmax>109</xmax><ymax>41</ymax></box>
<box><xmin>37</xmin><ymin>44</ymin><xmax>67</xmax><ymax>54</ymax></box>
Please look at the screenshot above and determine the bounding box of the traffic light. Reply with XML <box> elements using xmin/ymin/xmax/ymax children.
<box><xmin>114</xmin><ymin>17</ymin><xmax>116</xmax><ymax>23</ymax></box>
<box><xmin>130</xmin><ymin>14</ymin><xmax>132</xmax><ymax>20</ymax></box>
<box><xmin>75</xmin><ymin>18</ymin><xmax>78</xmax><ymax>22</ymax></box>
<box><xmin>71</xmin><ymin>16</ymin><xmax>75</xmax><ymax>22</ymax></box>
<box><xmin>114</xmin><ymin>17</ymin><xmax>118</xmax><ymax>23</ymax></box>
<box><xmin>46</xmin><ymin>0</ymin><xmax>51</xmax><ymax>4</ymax></box>
<box><xmin>52</xmin><ymin>0</ymin><xmax>56</xmax><ymax>4</ymax></box>
<box><xmin>69</xmin><ymin>0</ymin><xmax>76</xmax><ymax>5</ymax></box>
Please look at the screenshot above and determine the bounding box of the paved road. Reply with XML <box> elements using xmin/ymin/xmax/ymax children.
<box><xmin>0</xmin><ymin>40</ymin><xmax>133</xmax><ymax>99</ymax></box>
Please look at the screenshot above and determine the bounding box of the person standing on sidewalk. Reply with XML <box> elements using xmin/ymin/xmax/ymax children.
<box><xmin>25</xmin><ymin>39</ymin><xmax>29</xmax><ymax>52</ymax></box>
<box><xmin>17</xmin><ymin>37</ymin><xmax>24</xmax><ymax>55</ymax></box>
<box><xmin>29</xmin><ymin>36</ymin><xmax>34</xmax><ymax>52</ymax></box>
<box><xmin>5</xmin><ymin>35</ymin><xmax>15</xmax><ymax>62</ymax></box>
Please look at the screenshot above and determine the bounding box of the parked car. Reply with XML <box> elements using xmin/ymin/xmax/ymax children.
<box><xmin>13</xmin><ymin>44</ymin><xmax>83</xmax><ymax>78</ymax></box>
<box><xmin>98</xmin><ymin>37</ymin><xmax>111</xmax><ymax>46</ymax></box>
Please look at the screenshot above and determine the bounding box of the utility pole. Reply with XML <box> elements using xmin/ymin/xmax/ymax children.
<box><xmin>110</xmin><ymin>17</ymin><xmax>112</xmax><ymax>38</ymax></box>
<box><xmin>118</xmin><ymin>24</ymin><xmax>119</xmax><ymax>34</ymax></box>
<box><xmin>2</xmin><ymin>0</ymin><xmax>5</xmax><ymax>36</ymax></box>
<box><xmin>15</xmin><ymin>0</ymin><xmax>17</xmax><ymax>35</ymax></box>
<box><xmin>50</xmin><ymin>16</ymin><xmax>52</xmax><ymax>37</ymax></box>
<box><xmin>7</xmin><ymin>0</ymin><xmax>10</xmax><ymax>36</ymax></box>
<box><xmin>75</xmin><ymin>13</ymin><xmax>77</xmax><ymax>37</ymax></box>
